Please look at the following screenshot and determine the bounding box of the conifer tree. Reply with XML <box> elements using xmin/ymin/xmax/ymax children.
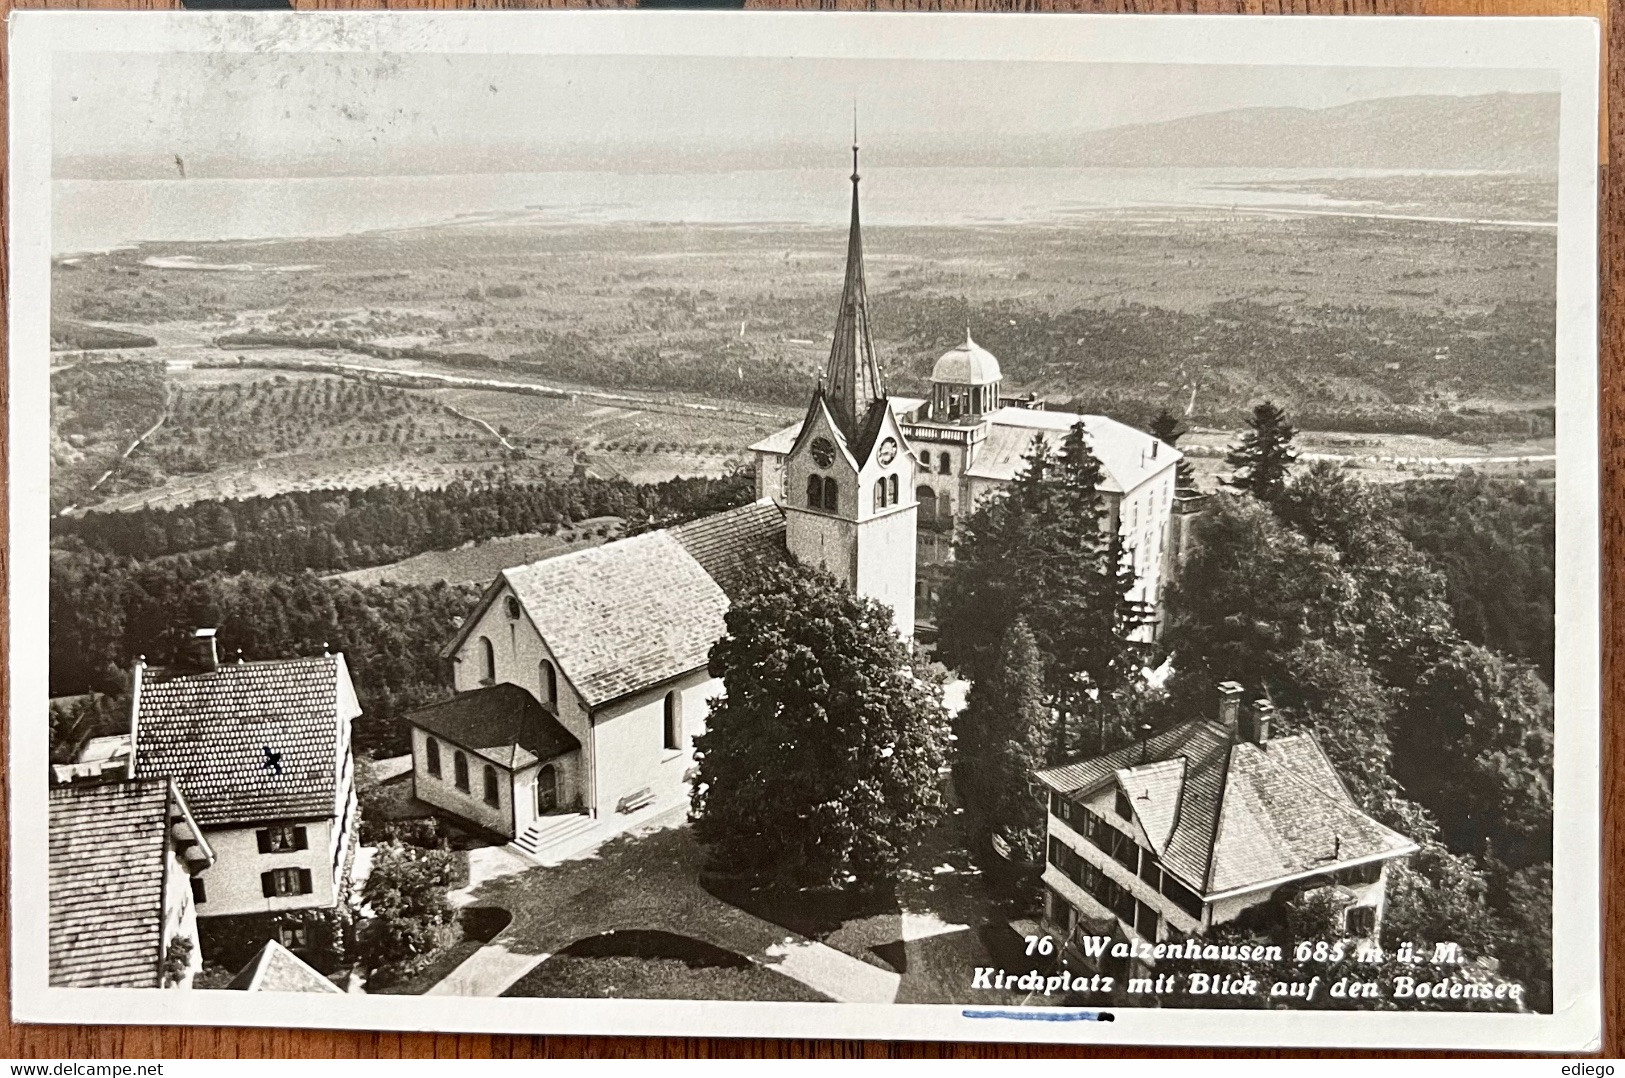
<box><xmin>691</xmin><ymin>560</ymin><xmax>950</xmax><ymax>891</ymax></box>
<box><xmin>1224</xmin><ymin>401</ymin><xmax>1299</xmax><ymax>502</ymax></box>
<box><xmin>938</xmin><ymin>420</ymin><xmax>1140</xmax><ymax>758</ymax></box>
<box><xmin>1148</xmin><ymin>407</ymin><xmax>1198</xmax><ymax>494</ymax></box>
<box><xmin>953</xmin><ymin>617</ymin><xmax>1053</xmax><ymax>860</ymax></box>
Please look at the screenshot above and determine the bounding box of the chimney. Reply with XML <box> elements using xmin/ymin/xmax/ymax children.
<box><xmin>1216</xmin><ymin>681</ymin><xmax>1244</xmax><ymax>737</ymax></box>
<box><xmin>1249</xmin><ymin>698</ymin><xmax>1274</xmax><ymax>744</ymax></box>
<box><xmin>190</xmin><ymin>627</ymin><xmax>219</xmax><ymax>672</ymax></box>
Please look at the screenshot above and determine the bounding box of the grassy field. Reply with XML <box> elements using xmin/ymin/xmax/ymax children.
<box><xmin>331</xmin><ymin>517</ymin><xmax>626</xmax><ymax>586</ymax></box>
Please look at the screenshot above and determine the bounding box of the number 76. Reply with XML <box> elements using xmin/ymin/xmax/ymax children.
<box><xmin>1024</xmin><ymin>935</ymin><xmax>1056</xmax><ymax>956</ymax></box>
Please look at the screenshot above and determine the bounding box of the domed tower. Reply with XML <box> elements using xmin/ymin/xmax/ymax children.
<box><xmin>930</xmin><ymin>330</ymin><xmax>1003</xmax><ymax>421</ymax></box>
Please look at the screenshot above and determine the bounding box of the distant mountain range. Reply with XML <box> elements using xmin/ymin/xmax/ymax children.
<box><xmin>57</xmin><ymin>91</ymin><xmax>1559</xmax><ymax>180</ymax></box>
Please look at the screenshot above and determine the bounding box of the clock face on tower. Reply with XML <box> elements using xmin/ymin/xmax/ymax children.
<box><xmin>810</xmin><ymin>437</ymin><xmax>836</xmax><ymax>468</ymax></box>
<box><xmin>876</xmin><ymin>438</ymin><xmax>898</xmax><ymax>466</ymax></box>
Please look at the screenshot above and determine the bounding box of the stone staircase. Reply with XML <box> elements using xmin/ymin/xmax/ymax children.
<box><xmin>509</xmin><ymin>813</ymin><xmax>597</xmax><ymax>862</ymax></box>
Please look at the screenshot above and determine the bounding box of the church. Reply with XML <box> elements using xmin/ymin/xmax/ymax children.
<box><xmin>404</xmin><ymin>144</ymin><xmax>1183</xmax><ymax>856</ymax></box>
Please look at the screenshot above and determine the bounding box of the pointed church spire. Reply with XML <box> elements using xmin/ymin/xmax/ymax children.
<box><xmin>822</xmin><ymin>124</ymin><xmax>885</xmax><ymax>441</ymax></box>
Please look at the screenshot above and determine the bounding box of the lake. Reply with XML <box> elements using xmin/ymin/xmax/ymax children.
<box><xmin>53</xmin><ymin>165</ymin><xmax>1482</xmax><ymax>254</ymax></box>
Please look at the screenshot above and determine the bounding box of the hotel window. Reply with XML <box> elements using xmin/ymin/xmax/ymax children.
<box><xmin>454</xmin><ymin>751</ymin><xmax>470</xmax><ymax>793</ymax></box>
<box><xmin>483</xmin><ymin>765</ymin><xmax>500</xmax><ymax>808</ymax></box>
<box><xmin>426</xmin><ymin>737</ymin><xmax>442</xmax><ymax>778</ymax></box>
<box><xmin>918</xmin><ymin>451</ymin><xmax>930</xmax><ymax>468</ymax></box>
<box><xmin>256</xmin><ymin>825</ymin><xmax>308</xmax><ymax>854</ymax></box>
<box><xmin>1134</xmin><ymin>899</ymin><xmax>1160</xmax><ymax>941</ymax></box>
<box><xmin>478</xmin><ymin>636</ymin><xmax>496</xmax><ymax>684</ymax></box>
<box><xmin>664</xmin><ymin>691</ymin><xmax>683</xmax><ymax>751</ymax></box>
<box><xmin>938</xmin><ymin>452</ymin><xmax>951</xmax><ymax>475</ymax></box>
<box><xmin>261</xmin><ymin>867</ymin><xmax>313</xmax><ymax>898</ymax></box>
<box><xmin>540</xmin><ymin>660</ymin><xmax>558</xmax><ymax>706</ymax></box>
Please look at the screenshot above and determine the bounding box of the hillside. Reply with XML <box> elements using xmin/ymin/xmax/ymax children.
<box><xmin>1060</xmin><ymin>92</ymin><xmax>1558</xmax><ymax>171</ymax></box>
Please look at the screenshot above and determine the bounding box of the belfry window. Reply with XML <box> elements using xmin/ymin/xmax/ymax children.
<box><xmin>806</xmin><ymin>474</ymin><xmax>822</xmax><ymax>508</ymax></box>
<box><xmin>873</xmin><ymin>479</ymin><xmax>887</xmax><ymax>511</ymax></box>
<box><xmin>822</xmin><ymin>478</ymin><xmax>838</xmax><ymax>512</ymax></box>
<box><xmin>888</xmin><ymin>475</ymin><xmax>899</xmax><ymax>504</ymax></box>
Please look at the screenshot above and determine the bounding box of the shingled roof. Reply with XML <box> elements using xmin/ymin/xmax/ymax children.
<box><xmin>441</xmin><ymin>501</ymin><xmax>785</xmax><ymax>710</ymax></box>
<box><xmin>49</xmin><ymin>778</ymin><xmax>210</xmax><ymax>988</ymax></box>
<box><xmin>1036</xmin><ymin>721</ymin><xmax>1415</xmax><ymax>898</ymax></box>
<box><xmin>133</xmin><ymin>654</ymin><xmax>359</xmax><ymax>827</ymax></box>
<box><xmin>405</xmin><ymin>683</ymin><xmax>580</xmax><ymax>770</ymax></box>
<box><xmin>668</xmin><ymin>499</ymin><xmax>786</xmax><ymax>600</ymax></box>
<box><xmin>226</xmin><ymin>940</ymin><xmax>343</xmax><ymax>994</ymax></box>
<box><xmin>496</xmin><ymin>532</ymin><xmax>728</xmax><ymax>709</ymax></box>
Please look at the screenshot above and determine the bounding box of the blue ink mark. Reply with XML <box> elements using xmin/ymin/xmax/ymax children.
<box><xmin>962</xmin><ymin>1009</ymin><xmax>1114</xmax><ymax>1023</ymax></box>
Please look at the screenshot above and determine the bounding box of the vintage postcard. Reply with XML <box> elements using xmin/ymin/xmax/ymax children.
<box><xmin>6</xmin><ymin>10</ymin><xmax>1602</xmax><ymax>1049</ymax></box>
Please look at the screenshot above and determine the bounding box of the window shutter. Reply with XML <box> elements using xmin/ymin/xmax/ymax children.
<box><xmin>294</xmin><ymin>826</ymin><xmax>308</xmax><ymax>851</ymax></box>
<box><xmin>298</xmin><ymin>868</ymin><xmax>313</xmax><ymax>895</ymax></box>
<box><xmin>256</xmin><ymin>830</ymin><xmax>272</xmax><ymax>854</ymax></box>
<box><xmin>261</xmin><ymin>871</ymin><xmax>276</xmax><ymax>898</ymax></box>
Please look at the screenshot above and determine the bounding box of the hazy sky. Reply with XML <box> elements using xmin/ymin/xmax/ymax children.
<box><xmin>53</xmin><ymin>52</ymin><xmax>1555</xmax><ymax>170</ymax></box>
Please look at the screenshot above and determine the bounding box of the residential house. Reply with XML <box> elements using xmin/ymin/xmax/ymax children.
<box><xmin>1035</xmin><ymin>682</ymin><xmax>1417</xmax><ymax>978</ymax></box>
<box><xmin>131</xmin><ymin>637</ymin><xmax>360</xmax><ymax>970</ymax></box>
<box><xmin>48</xmin><ymin>777</ymin><xmax>214</xmax><ymax>988</ymax></box>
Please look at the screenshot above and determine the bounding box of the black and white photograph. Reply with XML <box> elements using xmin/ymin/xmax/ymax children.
<box><xmin>7</xmin><ymin>10</ymin><xmax>1602</xmax><ymax>1049</ymax></box>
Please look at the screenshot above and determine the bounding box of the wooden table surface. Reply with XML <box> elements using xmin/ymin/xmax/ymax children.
<box><xmin>0</xmin><ymin>0</ymin><xmax>1616</xmax><ymax>1058</ymax></box>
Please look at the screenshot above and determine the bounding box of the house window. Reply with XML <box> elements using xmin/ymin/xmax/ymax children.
<box><xmin>483</xmin><ymin>765</ymin><xmax>500</xmax><ymax>808</ymax></box>
<box><xmin>190</xmin><ymin>877</ymin><xmax>206</xmax><ymax>905</ymax></box>
<box><xmin>664</xmin><ymin>691</ymin><xmax>683</xmax><ymax>751</ymax></box>
<box><xmin>278</xmin><ymin>922</ymin><xmax>309</xmax><ymax>950</ymax></box>
<box><xmin>938</xmin><ymin>452</ymin><xmax>951</xmax><ymax>475</ymax></box>
<box><xmin>1115</xmin><ymin>789</ymin><xmax>1133</xmax><ymax>819</ymax></box>
<box><xmin>454</xmin><ymin>751</ymin><xmax>470</xmax><ymax>793</ymax></box>
<box><xmin>426</xmin><ymin>737</ymin><xmax>442</xmax><ymax>778</ymax></box>
<box><xmin>822</xmin><ymin>478</ymin><xmax>838</xmax><ymax>512</ymax></box>
<box><xmin>540</xmin><ymin>660</ymin><xmax>557</xmax><ymax>706</ymax></box>
<box><xmin>478</xmin><ymin>637</ymin><xmax>496</xmax><ymax>684</ymax></box>
<box><xmin>873</xmin><ymin>478</ymin><xmax>887</xmax><ymax>511</ymax></box>
<box><xmin>1345</xmin><ymin>905</ymin><xmax>1378</xmax><ymax>937</ymax></box>
<box><xmin>505</xmin><ymin>595</ymin><xmax>522</xmax><ymax>620</ymax></box>
<box><xmin>261</xmin><ymin>868</ymin><xmax>313</xmax><ymax>898</ymax></box>
<box><xmin>256</xmin><ymin>825</ymin><xmax>308</xmax><ymax>854</ymax></box>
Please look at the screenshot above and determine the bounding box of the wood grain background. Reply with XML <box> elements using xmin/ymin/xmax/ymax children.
<box><xmin>0</xmin><ymin>0</ymin><xmax>1615</xmax><ymax>1058</ymax></box>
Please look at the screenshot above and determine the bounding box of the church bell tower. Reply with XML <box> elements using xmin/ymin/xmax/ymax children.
<box><xmin>781</xmin><ymin>135</ymin><xmax>918</xmax><ymax>643</ymax></box>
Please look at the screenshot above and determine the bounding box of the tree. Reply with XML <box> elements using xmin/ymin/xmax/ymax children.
<box><xmin>358</xmin><ymin>841</ymin><xmax>459</xmax><ymax>968</ymax></box>
<box><xmin>690</xmin><ymin>560</ymin><xmax>950</xmax><ymax>891</ymax></box>
<box><xmin>938</xmin><ymin>422</ymin><xmax>1140</xmax><ymax>756</ymax></box>
<box><xmin>953</xmin><ymin>618</ymin><xmax>1053</xmax><ymax>860</ymax></box>
<box><xmin>1148</xmin><ymin>407</ymin><xmax>1198</xmax><ymax>494</ymax></box>
<box><xmin>1161</xmin><ymin>496</ymin><xmax>1358</xmax><ymax>708</ymax></box>
<box><xmin>1224</xmin><ymin>401</ymin><xmax>1299</xmax><ymax>502</ymax></box>
<box><xmin>1394</xmin><ymin>641</ymin><xmax>1554</xmax><ymax>867</ymax></box>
